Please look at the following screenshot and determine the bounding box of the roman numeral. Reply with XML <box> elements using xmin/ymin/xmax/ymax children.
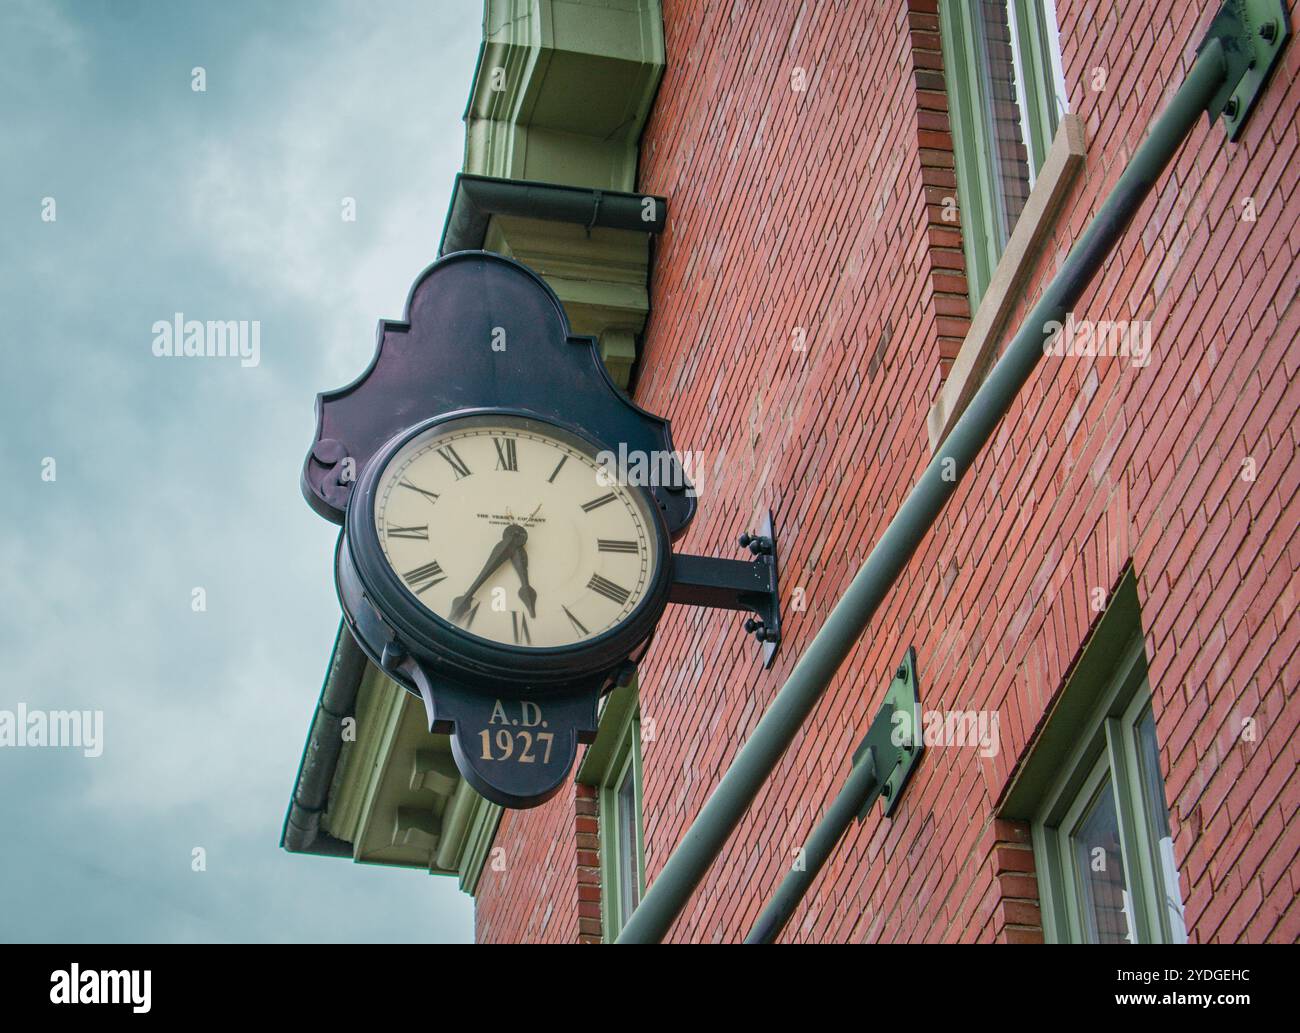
<box><xmin>493</xmin><ymin>437</ymin><xmax>518</xmax><ymax>472</ymax></box>
<box><xmin>387</xmin><ymin>524</ymin><xmax>429</xmax><ymax>540</ymax></box>
<box><xmin>547</xmin><ymin>455</ymin><xmax>568</xmax><ymax>483</ymax></box>
<box><xmin>598</xmin><ymin>539</ymin><xmax>638</xmax><ymax>554</ymax></box>
<box><xmin>436</xmin><ymin>445</ymin><xmax>472</xmax><ymax>479</ymax></box>
<box><xmin>400</xmin><ymin>479</ymin><xmax>439</xmax><ymax>505</ymax></box>
<box><xmin>562</xmin><ymin>606</ymin><xmax>590</xmax><ymax>636</ymax></box>
<box><xmin>512</xmin><ymin>611</ymin><xmax>531</xmax><ymax>645</ymax></box>
<box><xmin>587</xmin><ymin>574</ymin><xmax>631</xmax><ymax>606</ymax></box>
<box><xmin>456</xmin><ymin>601</ymin><xmax>481</xmax><ymax>628</ymax></box>
<box><xmin>402</xmin><ymin>561</ymin><xmax>446</xmax><ymax>594</ymax></box>
<box><xmin>582</xmin><ymin>493</ymin><xmax>617</xmax><ymax>513</ymax></box>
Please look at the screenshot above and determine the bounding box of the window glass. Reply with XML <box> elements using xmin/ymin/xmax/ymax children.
<box><xmin>976</xmin><ymin>0</ymin><xmax>1033</xmax><ymax>242</ymax></box>
<box><xmin>1135</xmin><ymin>708</ymin><xmax>1188</xmax><ymax>943</ymax></box>
<box><xmin>1071</xmin><ymin>778</ymin><xmax>1134</xmax><ymax>943</ymax></box>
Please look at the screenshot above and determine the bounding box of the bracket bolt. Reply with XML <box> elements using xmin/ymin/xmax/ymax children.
<box><xmin>1261</xmin><ymin>20</ymin><xmax>1278</xmax><ymax>42</ymax></box>
<box><xmin>1224</xmin><ymin>96</ymin><xmax>1240</xmax><ymax>118</ymax></box>
<box><xmin>896</xmin><ymin>664</ymin><xmax>907</xmax><ymax>680</ymax></box>
<box><xmin>744</xmin><ymin>617</ymin><xmax>761</xmax><ymax>634</ymax></box>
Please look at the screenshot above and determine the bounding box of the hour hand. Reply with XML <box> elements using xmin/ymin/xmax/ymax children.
<box><xmin>450</xmin><ymin>525</ymin><xmax>526</xmax><ymax>622</ymax></box>
<box><xmin>510</xmin><ymin>548</ymin><xmax>537</xmax><ymax>619</ymax></box>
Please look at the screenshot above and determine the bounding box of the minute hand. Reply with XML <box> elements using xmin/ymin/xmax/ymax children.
<box><xmin>449</xmin><ymin>525</ymin><xmax>526</xmax><ymax>623</ymax></box>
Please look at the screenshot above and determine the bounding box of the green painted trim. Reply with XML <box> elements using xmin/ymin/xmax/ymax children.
<box><xmin>941</xmin><ymin>0</ymin><xmax>999</xmax><ymax>306</ymax></box>
<box><xmin>1011</xmin><ymin>0</ymin><xmax>1062</xmax><ymax>169</ymax></box>
<box><xmin>1032</xmin><ymin>641</ymin><xmax>1146</xmax><ymax>943</ymax></box>
<box><xmin>1054</xmin><ymin>752</ymin><xmax>1105</xmax><ymax>942</ymax></box>
<box><xmin>464</xmin><ymin>0</ymin><xmax>666</xmax><ymax>190</ymax></box>
<box><xmin>1104</xmin><ymin>711</ymin><xmax>1156</xmax><ymax>944</ymax></box>
<box><xmin>576</xmin><ymin>681</ymin><xmax>639</xmax><ymax>784</ymax></box>
<box><xmin>434</xmin><ymin>779</ymin><xmax>477</xmax><ymax>871</ymax></box>
<box><xmin>576</xmin><ymin>679</ymin><xmax>644</xmax><ymax>937</ymax></box>
<box><xmin>459</xmin><ymin>795</ymin><xmax>504</xmax><ymax>896</ymax></box>
<box><xmin>328</xmin><ymin>663</ymin><xmax>406</xmax><ymax>850</ymax></box>
<box><xmin>1007</xmin><ymin>571</ymin><xmax>1186</xmax><ymax>943</ymax></box>
<box><xmin>596</xmin><ymin>710</ymin><xmax>644</xmax><ymax>940</ymax></box>
<box><xmin>1117</xmin><ymin>694</ymin><xmax>1177</xmax><ymax>943</ymax></box>
<box><xmin>456</xmin><ymin>2</ymin><xmax>668</xmax><ymax>388</ymax></box>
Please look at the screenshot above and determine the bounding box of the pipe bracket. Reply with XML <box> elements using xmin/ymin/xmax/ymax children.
<box><xmin>853</xmin><ymin>646</ymin><xmax>925</xmax><ymax>820</ymax></box>
<box><xmin>1200</xmin><ymin>0</ymin><xmax>1292</xmax><ymax>139</ymax></box>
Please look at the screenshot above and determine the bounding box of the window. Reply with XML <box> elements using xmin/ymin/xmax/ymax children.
<box><xmin>596</xmin><ymin>702</ymin><xmax>645</xmax><ymax>939</ymax></box>
<box><xmin>575</xmin><ymin>681</ymin><xmax>646</xmax><ymax>940</ymax></box>
<box><xmin>1031</xmin><ymin>638</ymin><xmax>1188</xmax><ymax>943</ymax></box>
<box><xmin>1035</xmin><ymin>674</ymin><xmax>1188</xmax><ymax>943</ymax></box>
<box><xmin>1001</xmin><ymin>574</ymin><xmax>1188</xmax><ymax>943</ymax></box>
<box><xmin>940</xmin><ymin>0</ymin><xmax>1070</xmax><ymax>304</ymax></box>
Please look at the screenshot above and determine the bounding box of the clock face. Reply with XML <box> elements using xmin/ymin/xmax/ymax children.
<box><xmin>371</xmin><ymin>414</ymin><xmax>662</xmax><ymax>650</ymax></box>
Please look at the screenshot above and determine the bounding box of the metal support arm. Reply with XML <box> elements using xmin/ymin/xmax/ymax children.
<box><xmin>668</xmin><ymin>510</ymin><xmax>781</xmax><ymax>667</ymax></box>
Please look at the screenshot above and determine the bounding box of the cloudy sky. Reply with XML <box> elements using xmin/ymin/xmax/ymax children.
<box><xmin>1</xmin><ymin>0</ymin><xmax>480</xmax><ymax>942</ymax></box>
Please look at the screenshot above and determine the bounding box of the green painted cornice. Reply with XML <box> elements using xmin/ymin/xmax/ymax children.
<box><xmin>296</xmin><ymin>649</ymin><xmax>497</xmax><ymax>881</ymax></box>
<box><xmin>438</xmin><ymin>173</ymin><xmax>665</xmax><ymax>386</ymax></box>
<box><xmin>465</xmin><ymin>0</ymin><xmax>665</xmax><ymax>190</ymax></box>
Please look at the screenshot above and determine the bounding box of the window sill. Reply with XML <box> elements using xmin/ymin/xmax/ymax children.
<box><xmin>927</xmin><ymin>113</ymin><xmax>1087</xmax><ymax>452</ymax></box>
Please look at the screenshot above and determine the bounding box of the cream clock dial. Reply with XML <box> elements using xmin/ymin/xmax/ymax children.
<box><xmin>372</xmin><ymin>415</ymin><xmax>660</xmax><ymax>649</ymax></box>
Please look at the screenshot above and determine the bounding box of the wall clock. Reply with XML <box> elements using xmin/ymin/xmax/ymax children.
<box><xmin>303</xmin><ymin>251</ymin><xmax>781</xmax><ymax>807</ymax></box>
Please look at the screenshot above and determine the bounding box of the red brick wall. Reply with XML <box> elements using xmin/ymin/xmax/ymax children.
<box><xmin>474</xmin><ymin>781</ymin><xmax>594</xmax><ymax>943</ymax></box>
<box><xmin>474</xmin><ymin>0</ymin><xmax>1299</xmax><ymax>943</ymax></box>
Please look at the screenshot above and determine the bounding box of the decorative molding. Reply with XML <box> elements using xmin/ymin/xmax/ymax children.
<box><xmin>457</xmin><ymin>1</ymin><xmax>667</xmax><ymax>388</ymax></box>
<box><xmin>328</xmin><ymin>663</ymin><xmax>490</xmax><ymax>877</ymax></box>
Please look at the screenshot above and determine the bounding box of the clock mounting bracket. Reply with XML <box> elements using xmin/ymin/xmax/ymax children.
<box><xmin>669</xmin><ymin>510</ymin><xmax>782</xmax><ymax>668</ymax></box>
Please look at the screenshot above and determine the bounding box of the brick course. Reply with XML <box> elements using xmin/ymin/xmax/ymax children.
<box><xmin>474</xmin><ymin>0</ymin><xmax>1299</xmax><ymax>943</ymax></box>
